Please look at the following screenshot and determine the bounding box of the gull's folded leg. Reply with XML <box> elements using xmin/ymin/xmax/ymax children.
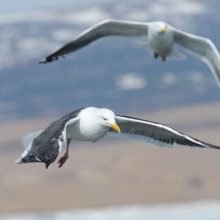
<box><xmin>58</xmin><ymin>139</ymin><xmax>71</xmax><ymax>168</ymax></box>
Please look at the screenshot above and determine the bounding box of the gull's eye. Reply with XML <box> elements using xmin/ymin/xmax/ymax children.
<box><xmin>103</xmin><ymin>118</ymin><xmax>107</xmax><ymax>121</ymax></box>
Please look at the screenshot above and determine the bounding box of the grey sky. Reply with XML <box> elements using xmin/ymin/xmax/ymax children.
<box><xmin>0</xmin><ymin>0</ymin><xmax>113</xmax><ymax>15</ymax></box>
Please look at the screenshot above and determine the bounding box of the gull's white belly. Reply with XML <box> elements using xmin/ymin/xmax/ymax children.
<box><xmin>66</xmin><ymin>120</ymin><xmax>109</xmax><ymax>142</ymax></box>
<box><xmin>148</xmin><ymin>32</ymin><xmax>173</xmax><ymax>55</ymax></box>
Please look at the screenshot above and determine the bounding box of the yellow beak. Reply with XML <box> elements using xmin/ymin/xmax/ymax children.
<box><xmin>162</xmin><ymin>27</ymin><xmax>167</xmax><ymax>32</ymax></box>
<box><xmin>111</xmin><ymin>122</ymin><xmax>120</xmax><ymax>133</ymax></box>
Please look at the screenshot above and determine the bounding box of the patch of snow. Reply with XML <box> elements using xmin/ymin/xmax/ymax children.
<box><xmin>116</xmin><ymin>73</ymin><xmax>147</xmax><ymax>90</ymax></box>
<box><xmin>52</xmin><ymin>29</ymin><xmax>76</xmax><ymax>41</ymax></box>
<box><xmin>190</xmin><ymin>72</ymin><xmax>204</xmax><ymax>84</ymax></box>
<box><xmin>163</xmin><ymin>73</ymin><xmax>176</xmax><ymax>85</ymax></box>
<box><xmin>1</xmin><ymin>200</ymin><xmax>220</xmax><ymax>220</ymax></box>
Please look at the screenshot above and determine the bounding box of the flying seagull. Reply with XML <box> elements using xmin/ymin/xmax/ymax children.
<box><xmin>16</xmin><ymin>107</ymin><xmax>220</xmax><ymax>169</ymax></box>
<box><xmin>39</xmin><ymin>19</ymin><xmax>220</xmax><ymax>87</ymax></box>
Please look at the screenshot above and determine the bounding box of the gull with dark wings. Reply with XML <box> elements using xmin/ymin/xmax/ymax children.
<box><xmin>16</xmin><ymin>107</ymin><xmax>220</xmax><ymax>169</ymax></box>
<box><xmin>39</xmin><ymin>19</ymin><xmax>220</xmax><ymax>87</ymax></box>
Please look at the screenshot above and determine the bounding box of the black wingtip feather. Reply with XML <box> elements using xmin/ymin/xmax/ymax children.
<box><xmin>39</xmin><ymin>56</ymin><xmax>58</xmax><ymax>64</ymax></box>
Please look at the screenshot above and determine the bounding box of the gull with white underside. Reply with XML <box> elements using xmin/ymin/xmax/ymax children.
<box><xmin>16</xmin><ymin>107</ymin><xmax>220</xmax><ymax>169</ymax></box>
<box><xmin>39</xmin><ymin>19</ymin><xmax>220</xmax><ymax>88</ymax></box>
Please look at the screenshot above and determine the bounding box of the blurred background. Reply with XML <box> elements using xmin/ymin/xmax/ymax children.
<box><xmin>1</xmin><ymin>0</ymin><xmax>220</xmax><ymax>219</ymax></box>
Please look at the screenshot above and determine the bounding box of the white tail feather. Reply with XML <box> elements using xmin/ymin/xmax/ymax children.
<box><xmin>15</xmin><ymin>158</ymin><xmax>23</xmax><ymax>164</ymax></box>
<box><xmin>141</xmin><ymin>42</ymin><xmax>154</xmax><ymax>55</ymax></box>
<box><xmin>166</xmin><ymin>48</ymin><xmax>187</xmax><ymax>60</ymax></box>
<box><xmin>15</xmin><ymin>141</ymin><xmax>34</xmax><ymax>164</ymax></box>
<box><xmin>141</xmin><ymin>42</ymin><xmax>187</xmax><ymax>60</ymax></box>
<box><xmin>21</xmin><ymin>130</ymin><xmax>44</xmax><ymax>149</ymax></box>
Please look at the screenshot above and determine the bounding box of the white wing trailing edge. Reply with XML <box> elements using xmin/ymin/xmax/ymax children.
<box><xmin>21</xmin><ymin>130</ymin><xmax>44</xmax><ymax>149</ymax></box>
<box><xmin>107</xmin><ymin>115</ymin><xmax>219</xmax><ymax>150</ymax></box>
<box><xmin>174</xmin><ymin>29</ymin><xmax>220</xmax><ymax>87</ymax></box>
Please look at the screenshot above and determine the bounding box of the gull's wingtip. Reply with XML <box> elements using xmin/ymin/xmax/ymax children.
<box><xmin>38</xmin><ymin>57</ymin><xmax>58</xmax><ymax>64</ymax></box>
<box><xmin>15</xmin><ymin>157</ymin><xmax>23</xmax><ymax>164</ymax></box>
<box><xmin>38</xmin><ymin>58</ymin><xmax>47</xmax><ymax>64</ymax></box>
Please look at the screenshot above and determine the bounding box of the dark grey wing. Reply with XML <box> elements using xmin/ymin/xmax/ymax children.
<box><xmin>25</xmin><ymin>128</ymin><xmax>67</xmax><ymax>164</ymax></box>
<box><xmin>107</xmin><ymin>115</ymin><xmax>220</xmax><ymax>150</ymax></box>
<box><xmin>39</xmin><ymin>19</ymin><xmax>149</xmax><ymax>63</ymax></box>
<box><xmin>16</xmin><ymin>108</ymin><xmax>83</xmax><ymax>164</ymax></box>
<box><xmin>173</xmin><ymin>29</ymin><xmax>220</xmax><ymax>88</ymax></box>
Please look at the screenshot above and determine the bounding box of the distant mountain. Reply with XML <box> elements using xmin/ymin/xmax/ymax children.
<box><xmin>0</xmin><ymin>0</ymin><xmax>220</xmax><ymax>121</ymax></box>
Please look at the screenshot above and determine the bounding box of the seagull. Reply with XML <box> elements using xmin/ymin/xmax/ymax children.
<box><xmin>16</xmin><ymin>107</ymin><xmax>220</xmax><ymax>169</ymax></box>
<box><xmin>39</xmin><ymin>19</ymin><xmax>220</xmax><ymax>87</ymax></box>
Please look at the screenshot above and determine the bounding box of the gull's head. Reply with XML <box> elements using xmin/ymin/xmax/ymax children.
<box><xmin>152</xmin><ymin>22</ymin><xmax>168</xmax><ymax>34</ymax></box>
<box><xmin>96</xmin><ymin>108</ymin><xmax>120</xmax><ymax>133</ymax></box>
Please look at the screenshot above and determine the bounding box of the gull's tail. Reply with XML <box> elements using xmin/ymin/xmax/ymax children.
<box><xmin>166</xmin><ymin>49</ymin><xmax>187</xmax><ymax>60</ymax></box>
<box><xmin>15</xmin><ymin>130</ymin><xmax>44</xmax><ymax>164</ymax></box>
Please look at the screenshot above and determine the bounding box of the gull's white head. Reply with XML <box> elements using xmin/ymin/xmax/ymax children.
<box><xmin>95</xmin><ymin>108</ymin><xmax>120</xmax><ymax>133</ymax></box>
<box><xmin>151</xmin><ymin>22</ymin><xmax>168</xmax><ymax>34</ymax></box>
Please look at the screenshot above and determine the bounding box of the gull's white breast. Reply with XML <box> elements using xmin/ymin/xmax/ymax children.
<box><xmin>148</xmin><ymin>27</ymin><xmax>174</xmax><ymax>56</ymax></box>
<box><xmin>66</xmin><ymin>108</ymin><xmax>109</xmax><ymax>142</ymax></box>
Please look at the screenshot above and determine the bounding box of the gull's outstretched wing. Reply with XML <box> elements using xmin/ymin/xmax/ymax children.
<box><xmin>39</xmin><ymin>19</ymin><xmax>149</xmax><ymax>63</ymax></box>
<box><xmin>15</xmin><ymin>109</ymin><xmax>84</xmax><ymax>165</ymax></box>
<box><xmin>107</xmin><ymin>115</ymin><xmax>220</xmax><ymax>149</ymax></box>
<box><xmin>174</xmin><ymin>29</ymin><xmax>220</xmax><ymax>87</ymax></box>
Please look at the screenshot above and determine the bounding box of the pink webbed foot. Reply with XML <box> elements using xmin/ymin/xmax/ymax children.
<box><xmin>162</xmin><ymin>56</ymin><xmax>166</xmax><ymax>61</ymax></box>
<box><xmin>58</xmin><ymin>154</ymin><xmax>69</xmax><ymax>168</ymax></box>
<box><xmin>154</xmin><ymin>52</ymin><xmax>159</xmax><ymax>58</ymax></box>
